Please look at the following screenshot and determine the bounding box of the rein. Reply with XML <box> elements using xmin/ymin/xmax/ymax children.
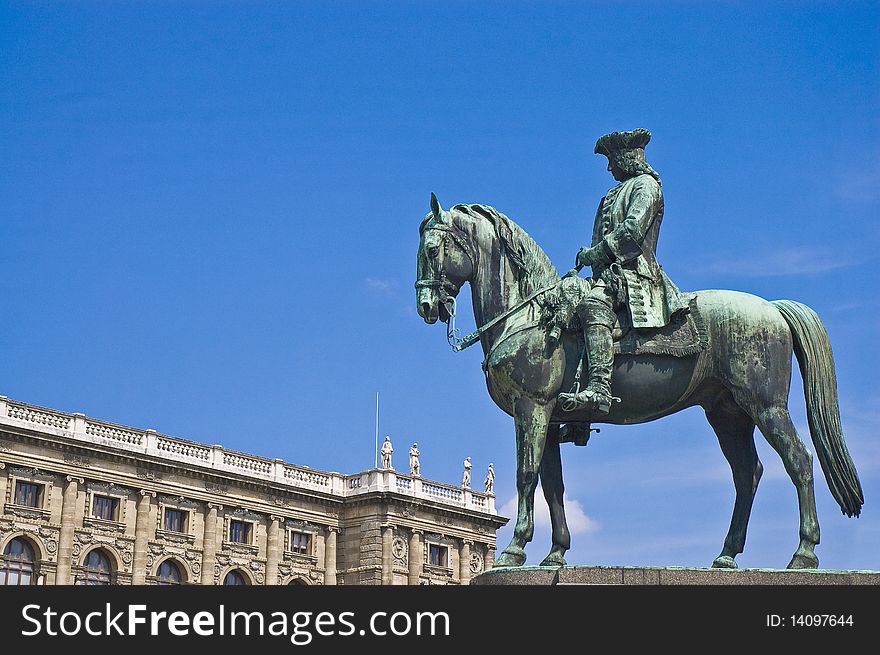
<box><xmin>416</xmin><ymin>220</ymin><xmax>554</xmax><ymax>353</ymax></box>
<box><xmin>447</xmin><ymin>284</ymin><xmax>555</xmax><ymax>352</ymax></box>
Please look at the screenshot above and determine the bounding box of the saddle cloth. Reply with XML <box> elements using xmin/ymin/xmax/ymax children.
<box><xmin>540</xmin><ymin>279</ymin><xmax>708</xmax><ymax>358</ymax></box>
<box><xmin>613</xmin><ymin>295</ymin><xmax>707</xmax><ymax>357</ymax></box>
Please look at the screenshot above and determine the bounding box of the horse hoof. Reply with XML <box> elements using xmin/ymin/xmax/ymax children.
<box><xmin>495</xmin><ymin>548</ymin><xmax>526</xmax><ymax>567</ymax></box>
<box><xmin>711</xmin><ymin>555</ymin><xmax>737</xmax><ymax>569</ymax></box>
<box><xmin>539</xmin><ymin>552</ymin><xmax>567</xmax><ymax>567</ymax></box>
<box><xmin>787</xmin><ymin>553</ymin><xmax>819</xmax><ymax>570</ymax></box>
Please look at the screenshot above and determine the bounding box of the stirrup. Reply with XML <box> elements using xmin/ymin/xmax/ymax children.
<box><xmin>558</xmin><ymin>389</ymin><xmax>609</xmax><ymax>414</ymax></box>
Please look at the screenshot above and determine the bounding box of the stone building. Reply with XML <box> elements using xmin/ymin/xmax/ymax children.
<box><xmin>0</xmin><ymin>395</ymin><xmax>506</xmax><ymax>585</ymax></box>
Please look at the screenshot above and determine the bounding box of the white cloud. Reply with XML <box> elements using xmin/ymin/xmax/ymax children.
<box><xmin>499</xmin><ymin>486</ymin><xmax>600</xmax><ymax>536</ymax></box>
<box><xmin>700</xmin><ymin>247</ymin><xmax>854</xmax><ymax>277</ymax></box>
<box><xmin>365</xmin><ymin>277</ymin><xmax>398</xmax><ymax>294</ymax></box>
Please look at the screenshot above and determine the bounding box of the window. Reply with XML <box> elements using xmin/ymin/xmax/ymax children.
<box><xmin>429</xmin><ymin>544</ymin><xmax>449</xmax><ymax>568</ymax></box>
<box><xmin>1</xmin><ymin>538</ymin><xmax>36</xmax><ymax>586</ymax></box>
<box><xmin>163</xmin><ymin>508</ymin><xmax>188</xmax><ymax>533</ymax></box>
<box><xmin>223</xmin><ymin>570</ymin><xmax>249</xmax><ymax>586</ymax></box>
<box><xmin>92</xmin><ymin>495</ymin><xmax>119</xmax><ymax>521</ymax></box>
<box><xmin>289</xmin><ymin>531</ymin><xmax>311</xmax><ymax>555</ymax></box>
<box><xmin>156</xmin><ymin>560</ymin><xmax>182</xmax><ymax>585</ymax></box>
<box><xmin>13</xmin><ymin>481</ymin><xmax>43</xmax><ymax>508</ymax></box>
<box><xmin>229</xmin><ymin>520</ymin><xmax>251</xmax><ymax>544</ymax></box>
<box><xmin>77</xmin><ymin>549</ymin><xmax>113</xmax><ymax>585</ymax></box>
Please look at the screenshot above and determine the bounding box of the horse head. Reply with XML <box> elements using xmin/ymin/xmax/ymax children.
<box><xmin>416</xmin><ymin>193</ymin><xmax>474</xmax><ymax>324</ymax></box>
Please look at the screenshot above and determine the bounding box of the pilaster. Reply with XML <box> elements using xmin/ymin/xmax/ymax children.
<box><xmin>54</xmin><ymin>475</ymin><xmax>83</xmax><ymax>584</ymax></box>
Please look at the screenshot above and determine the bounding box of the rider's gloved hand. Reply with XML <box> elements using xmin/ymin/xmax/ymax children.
<box><xmin>577</xmin><ymin>244</ymin><xmax>611</xmax><ymax>268</ymax></box>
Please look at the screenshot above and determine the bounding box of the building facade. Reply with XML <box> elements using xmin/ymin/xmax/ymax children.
<box><xmin>0</xmin><ymin>395</ymin><xmax>506</xmax><ymax>586</ymax></box>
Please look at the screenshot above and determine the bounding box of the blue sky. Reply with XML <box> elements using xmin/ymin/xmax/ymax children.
<box><xmin>2</xmin><ymin>1</ymin><xmax>878</xmax><ymax>570</ymax></box>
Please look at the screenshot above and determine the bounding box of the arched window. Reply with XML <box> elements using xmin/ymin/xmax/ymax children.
<box><xmin>156</xmin><ymin>560</ymin><xmax>183</xmax><ymax>585</ymax></box>
<box><xmin>77</xmin><ymin>549</ymin><xmax>113</xmax><ymax>585</ymax></box>
<box><xmin>223</xmin><ymin>569</ymin><xmax>249</xmax><ymax>586</ymax></box>
<box><xmin>288</xmin><ymin>577</ymin><xmax>308</xmax><ymax>586</ymax></box>
<box><xmin>1</xmin><ymin>538</ymin><xmax>36</xmax><ymax>586</ymax></box>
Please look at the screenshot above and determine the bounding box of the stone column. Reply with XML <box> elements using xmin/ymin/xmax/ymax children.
<box><xmin>324</xmin><ymin>527</ymin><xmax>338</xmax><ymax>585</ymax></box>
<box><xmin>407</xmin><ymin>529</ymin><xmax>423</xmax><ymax>585</ymax></box>
<box><xmin>131</xmin><ymin>490</ymin><xmax>155</xmax><ymax>584</ymax></box>
<box><xmin>55</xmin><ymin>475</ymin><xmax>83</xmax><ymax>585</ymax></box>
<box><xmin>201</xmin><ymin>503</ymin><xmax>222</xmax><ymax>585</ymax></box>
<box><xmin>381</xmin><ymin>524</ymin><xmax>394</xmax><ymax>585</ymax></box>
<box><xmin>484</xmin><ymin>545</ymin><xmax>495</xmax><ymax>572</ymax></box>
<box><xmin>265</xmin><ymin>515</ymin><xmax>282</xmax><ymax>586</ymax></box>
<box><xmin>459</xmin><ymin>539</ymin><xmax>473</xmax><ymax>585</ymax></box>
<box><xmin>0</xmin><ymin>463</ymin><xmax>7</xmax><ymax>511</ymax></box>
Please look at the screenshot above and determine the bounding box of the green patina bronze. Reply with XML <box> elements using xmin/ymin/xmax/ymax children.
<box><xmin>415</xmin><ymin>129</ymin><xmax>863</xmax><ymax>570</ymax></box>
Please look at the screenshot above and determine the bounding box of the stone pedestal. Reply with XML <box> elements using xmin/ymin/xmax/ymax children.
<box><xmin>472</xmin><ymin>565</ymin><xmax>880</xmax><ymax>585</ymax></box>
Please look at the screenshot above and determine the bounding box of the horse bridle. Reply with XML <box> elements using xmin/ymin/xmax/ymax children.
<box><xmin>414</xmin><ymin>221</ymin><xmax>475</xmax><ymax>350</ymax></box>
<box><xmin>416</xmin><ymin>218</ymin><xmax>555</xmax><ymax>353</ymax></box>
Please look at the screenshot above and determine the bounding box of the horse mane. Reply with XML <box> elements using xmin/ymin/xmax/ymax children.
<box><xmin>452</xmin><ymin>203</ymin><xmax>559</xmax><ymax>295</ymax></box>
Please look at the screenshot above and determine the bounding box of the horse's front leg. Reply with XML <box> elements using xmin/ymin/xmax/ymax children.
<box><xmin>496</xmin><ymin>396</ymin><xmax>552</xmax><ymax>567</ymax></box>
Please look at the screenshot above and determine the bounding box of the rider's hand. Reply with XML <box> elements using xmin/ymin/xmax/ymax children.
<box><xmin>577</xmin><ymin>244</ymin><xmax>610</xmax><ymax>268</ymax></box>
<box><xmin>576</xmin><ymin>246</ymin><xmax>596</xmax><ymax>268</ymax></box>
<box><xmin>562</xmin><ymin>268</ymin><xmax>579</xmax><ymax>279</ymax></box>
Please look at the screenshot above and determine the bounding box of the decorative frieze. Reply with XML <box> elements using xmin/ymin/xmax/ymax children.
<box><xmin>205</xmin><ymin>482</ymin><xmax>227</xmax><ymax>495</ymax></box>
<box><xmin>136</xmin><ymin>468</ymin><xmax>160</xmax><ymax>482</ymax></box>
<box><xmin>63</xmin><ymin>452</ymin><xmax>91</xmax><ymax>468</ymax></box>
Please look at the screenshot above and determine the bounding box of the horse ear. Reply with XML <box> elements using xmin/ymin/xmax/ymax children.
<box><xmin>430</xmin><ymin>192</ymin><xmax>443</xmax><ymax>219</ymax></box>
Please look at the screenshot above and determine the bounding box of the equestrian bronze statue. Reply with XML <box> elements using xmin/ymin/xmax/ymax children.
<box><xmin>415</xmin><ymin>129</ymin><xmax>863</xmax><ymax>570</ymax></box>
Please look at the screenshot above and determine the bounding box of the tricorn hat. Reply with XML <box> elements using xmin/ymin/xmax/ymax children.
<box><xmin>594</xmin><ymin>128</ymin><xmax>652</xmax><ymax>156</ymax></box>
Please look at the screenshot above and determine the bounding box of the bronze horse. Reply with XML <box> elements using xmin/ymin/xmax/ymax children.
<box><xmin>416</xmin><ymin>194</ymin><xmax>862</xmax><ymax>570</ymax></box>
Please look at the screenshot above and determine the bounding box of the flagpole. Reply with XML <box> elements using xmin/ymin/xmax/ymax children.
<box><xmin>374</xmin><ymin>392</ymin><xmax>379</xmax><ymax>469</ymax></box>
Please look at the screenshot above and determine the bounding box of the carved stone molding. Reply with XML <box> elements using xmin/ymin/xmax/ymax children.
<box><xmin>87</xmin><ymin>481</ymin><xmax>130</xmax><ymax>495</ymax></box>
<box><xmin>205</xmin><ymin>482</ymin><xmax>227</xmax><ymax>495</ymax></box>
<box><xmin>71</xmin><ymin>531</ymin><xmax>135</xmax><ymax>573</ymax></box>
<box><xmin>136</xmin><ymin>468</ymin><xmax>160</xmax><ymax>482</ymax></box>
<box><xmin>155</xmin><ymin>529</ymin><xmax>197</xmax><ymax>546</ymax></box>
<box><xmin>0</xmin><ymin>521</ymin><xmax>59</xmax><ymax>562</ymax></box>
<box><xmin>469</xmin><ymin>552</ymin><xmax>484</xmax><ymax>574</ymax></box>
<box><xmin>63</xmin><ymin>453</ymin><xmax>91</xmax><ymax>468</ymax></box>
<box><xmin>4</xmin><ymin>505</ymin><xmax>51</xmax><ymax>522</ymax></box>
<box><xmin>391</xmin><ymin>536</ymin><xmax>408</xmax><ymax>566</ymax></box>
<box><xmin>284</xmin><ymin>518</ymin><xmax>319</xmax><ymax>533</ymax></box>
<box><xmin>213</xmin><ymin>552</ymin><xmax>266</xmax><ymax>585</ymax></box>
<box><xmin>9</xmin><ymin>466</ymin><xmax>56</xmax><ymax>483</ymax></box>
<box><xmin>158</xmin><ymin>495</ymin><xmax>199</xmax><ymax>510</ymax></box>
<box><xmin>222</xmin><ymin>542</ymin><xmax>259</xmax><ymax>557</ymax></box>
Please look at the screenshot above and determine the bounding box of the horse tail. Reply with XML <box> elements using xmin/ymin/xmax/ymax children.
<box><xmin>772</xmin><ymin>299</ymin><xmax>863</xmax><ymax>517</ymax></box>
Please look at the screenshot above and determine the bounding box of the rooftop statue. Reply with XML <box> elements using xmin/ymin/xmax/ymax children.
<box><xmin>415</xmin><ymin>129</ymin><xmax>863</xmax><ymax>570</ymax></box>
<box><xmin>380</xmin><ymin>435</ymin><xmax>393</xmax><ymax>470</ymax></box>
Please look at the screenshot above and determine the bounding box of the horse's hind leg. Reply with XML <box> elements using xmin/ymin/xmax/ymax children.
<box><xmin>738</xmin><ymin>397</ymin><xmax>820</xmax><ymax>569</ymax></box>
<box><xmin>495</xmin><ymin>397</ymin><xmax>552</xmax><ymax>567</ymax></box>
<box><xmin>539</xmin><ymin>424</ymin><xmax>569</xmax><ymax>567</ymax></box>
<box><xmin>705</xmin><ymin>393</ymin><xmax>762</xmax><ymax>569</ymax></box>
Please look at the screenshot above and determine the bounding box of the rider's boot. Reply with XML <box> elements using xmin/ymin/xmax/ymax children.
<box><xmin>558</xmin><ymin>323</ymin><xmax>615</xmax><ymax>416</ymax></box>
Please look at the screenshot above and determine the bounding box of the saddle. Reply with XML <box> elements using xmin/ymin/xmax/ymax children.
<box><xmin>542</xmin><ymin>279</ymin><xmax>708</xmax><ymax>448</ymax></box>
<box><xmin>541</xmin><ymin>278</ymin><xmax>708</xmax><ymax>358</ymax></box>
